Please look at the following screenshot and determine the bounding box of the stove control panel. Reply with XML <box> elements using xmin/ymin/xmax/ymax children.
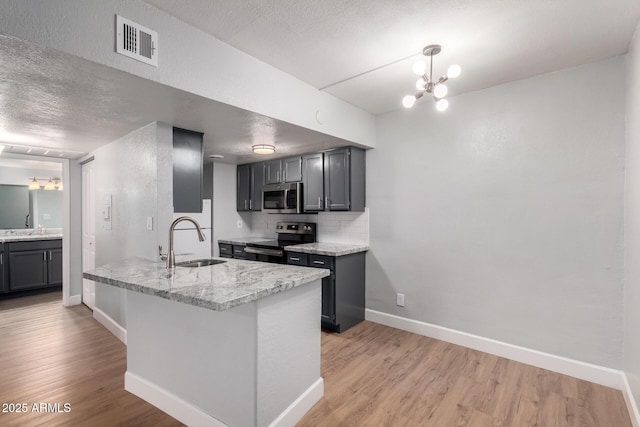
<box><xmin>276</xmin><ymin>222</ymin><xmax>316</xmax><ymax>235</ymax></box>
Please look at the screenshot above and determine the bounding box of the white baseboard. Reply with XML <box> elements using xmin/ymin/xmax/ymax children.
<box><xmin>622</xmin><ymin>373</ymin><xmax>640</xmax><ymax>427</ymax></box>
<box><xmin>93</xmin><ymin>307</ymin><xmax>127</xmax><ymax>345</ymax></box>
<box><xmin>365</xmin><ymin>309</ymin><xmax>622</xmax><ymax>389</ymax></box>
<box><xmin>269</xmin><ymin>377</ymin><xmax>324</xmax><ymax>427</ymax></box>
<box><xmin>125</xmin><ymin>372</ymin><xmax>323</xmax><ymax>427</ymax></box>
<box><xmin>64</xmin><ymin>294</ymin><xmax>82</xmax><ymax>306</ymax></box>
<box><xmin>125</xmin><ymin>371</ymin><xmax>228</xmax><ymax>427</ymax></box>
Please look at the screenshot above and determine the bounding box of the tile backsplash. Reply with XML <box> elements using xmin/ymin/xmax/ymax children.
<box><xmin>250</xmin><ymin>208</ymin><xmax>369</xmax><ymax>245</ymax></box>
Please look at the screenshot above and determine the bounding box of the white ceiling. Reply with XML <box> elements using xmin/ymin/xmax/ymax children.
<box><xmin>0</xmin><ymin>35</ymin><xmax>354</xmax><ymax>164</ymax></box>
<box><xmin>144</xmin><ymin>0</ymin><xmax>640</xmax><ymax>114</ymax></box>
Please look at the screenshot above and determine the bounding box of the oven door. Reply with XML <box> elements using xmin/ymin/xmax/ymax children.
<box><xmin>262</xmin><ymin>183</ymin><xmax>302</xmax><ymax>214</ymax></box>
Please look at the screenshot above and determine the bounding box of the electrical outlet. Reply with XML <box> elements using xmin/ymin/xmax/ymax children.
<box><xmin>396</xmin><ymin>293</ymin><xmax>405</xmax><ymax>307</ymax></box>
<box><xmin>237</xmin><ymin>220</ymin><xmax>243</xmax><ymax>229</ymax></box>
<box><xmin>146</xmin><ymin>216</ymin><xmax>153</xmax><ymax>231</ymax></box>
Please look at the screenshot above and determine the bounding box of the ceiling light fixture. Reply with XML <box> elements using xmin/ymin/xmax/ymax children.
<box><xmin>28</xmin><ymin>177</ymin><xmax>63</xmax><ymax>191</ymax></box>
<box><xmin>402</xmin><ymin>44</ymin><xmax>461</xmax><ymax>112</ymax></box>
<box><xmin>252</xmin><ymin>144</ymin><xmax>275</xmax><ymax>155</ymax></box>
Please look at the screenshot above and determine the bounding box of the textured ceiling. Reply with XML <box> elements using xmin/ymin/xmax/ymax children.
<box><xmin>144</xmin><ymin>0</ymin><xmax>640</xmax><ymax>114</ymax></box>
<box><xmin>0</xmin><ymin>35</ymin><xmax>354</xmax><ymax>164</ymax></box>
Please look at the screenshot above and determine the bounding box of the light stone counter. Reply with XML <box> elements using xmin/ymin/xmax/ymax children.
<box><xmin>218</xmin><ymin>236</ymin><xmax>273</xmax><ymax>245</ymax></box>
<box><xmin>0</xmin><ymin>234</ymin><xmax>63</xmax><ymax>243</ymax></box>
<box><xmin>286</xmin><ymin>242</ymin><xmax>369</xmax><ymax>257</ymax></box>
<box><xmin>83</xmin><ymin>256</ymin><xmax>329</xmax><ymax>311</ymax></box>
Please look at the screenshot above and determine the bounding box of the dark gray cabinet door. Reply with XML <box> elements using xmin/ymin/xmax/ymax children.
<box><xmin>324</xmin><ymin>148</ymin><xmax>350</xmax><ymax>211</ymax></box>
<box><xmin>237</xmin><ymin>164</ymin><xmax>251</xmax><ymax>211</ymax></box>
<box><xmin>250</xmin><ymin>163</ymin><xmax>264</xmax><ymax>211</ymax></box>
<box><xmin>0</xmin><ymin>246</ymin><xmax>5</xmax><ymax>293</ymax></box>
<box><xmin>302</xmin><ymin>153</ymin><xmax>324</xmax><ymax>212</ymax></box>
<box><xmin>264</xmin><ymin>160</ymin><xmax>282</xmax><ymax>184</ymax></box>
<box><xmin>173</xmin><ymin>127</ymin><xmax>204</xmax><ymax>213</ymax></box>
<box><xmin>321</xmin><ymin>272</ymin><xmax>336</xmax><ymax>322</ymax></box>
<box><xmin>283</xmin><ymin>156</ymin><xmax>302</xmax><ymax>182</ymax></box>
<box><xmin>47</xmin><ymin>248</ymin><xmax>63</xmax><ymax>286</ymax></box>
<box><xmin>9</xmin><ymin>250</ymin><xmax>47</xmax><ymax>291</ymax></box>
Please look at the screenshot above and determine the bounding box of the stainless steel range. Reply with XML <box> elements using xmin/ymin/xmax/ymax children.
<box><xmin>244</xmin><ymin>222</ymin><xmax>316</xmax><ymax>263</ymax></box>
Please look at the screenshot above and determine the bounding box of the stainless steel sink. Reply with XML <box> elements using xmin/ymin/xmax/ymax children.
<box><xmin>176</xmin><ymin>259</ymin><xmax>227</xmax><ymax>268</ymax></box>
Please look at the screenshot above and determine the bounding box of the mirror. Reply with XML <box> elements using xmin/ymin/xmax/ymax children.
<box><xmin>0</xmin><ymin>184</ymin><xmax>63</xmax><ymax>229</ymax></box>
<box><xmin>0</xmin><ymin>184</ymin><xmax>31</xmax><ymax>229</ymax></box>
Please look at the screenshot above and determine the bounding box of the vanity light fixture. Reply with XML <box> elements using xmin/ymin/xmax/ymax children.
<box><xmin>252</xmin><ymin>144</ymin><xmax>276</xmax><ymax>155</ymax></box>
<box><xmin>402</xmin><ymin>44</ymin><xmax>461</xmax><ymax>112</ymax></box>
<box><xmin>28</xmin><ymin>177</ymin><xmax>63</xmax><ymax>191</ymax></box>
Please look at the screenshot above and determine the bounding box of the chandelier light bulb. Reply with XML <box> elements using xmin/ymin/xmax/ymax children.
<box><xmin>435</xmin><ymin>99</ymin><xmax>449</xmax><ymax>112</ymax></box>
<box><xmin>433</xmin><ymin>84</ymin><xmax>448</xmax><ymax>98</ymax></box>
<box><xmin>402</xmin><ymin>95</ymin><xmax>416</xmax><ymax>108</ymax></box>
<box><xmin>447</xmin><ymin>64</ymin><xmax>461</xmax><ymax>79</ymax></box>
<box><xmin>415</xmin><ymin>78</ymin><xmax>426</xmax><ymax>90</ymax></box>
<box><xmin>412</xmin><ymin>60</ymin><xmax>426</xmax><ymax>76</ymax></box>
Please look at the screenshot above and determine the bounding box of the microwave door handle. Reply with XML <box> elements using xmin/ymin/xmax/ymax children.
<box><xmin>283</xmin><ymin>189</ymin><xmax>289</xmax><ymax>210</ymax></box>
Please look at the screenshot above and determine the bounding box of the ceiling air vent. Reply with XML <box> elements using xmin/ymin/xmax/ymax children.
<box><xmin>115</xmin><ymin>15</ymin><xmax>158</xmax><ymax>66</ymax></box>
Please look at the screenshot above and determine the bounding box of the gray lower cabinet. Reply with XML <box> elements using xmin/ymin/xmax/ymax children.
<box><xmin>286</xmin><ymin>251</ymin><xmax>365</xmax><ymax>332</ymax></box>
<box><xmin>6</xmin><ymin>239</ymin><xmax>62</xmax><ymax>292</ymax></box>
<box><xmin>0</xmin><ymin>244</ymin><xmax>6</xmax><ymax>293</ymax></box>
<box><xmin>219</xmin><ymin>243</ymin><xmax>233</xmax><ymax>258</ymax></box>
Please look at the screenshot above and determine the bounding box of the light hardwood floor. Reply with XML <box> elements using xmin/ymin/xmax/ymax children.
<box><xmin>0</xmin><ymin>292</ymin><xmax>632</xmax><ymax>426</ymax></box>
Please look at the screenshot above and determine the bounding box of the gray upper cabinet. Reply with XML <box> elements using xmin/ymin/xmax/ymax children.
<box><xmin>173</xmin><ymin>127</ymin><xmax>204</xmax><ymax>213</ymax></box>
<box><xmin>237</xmin><ymin>162</ymin><xmax>264</xmax><ymax>211</ymax></box>
<box><xmin>324</xmin><ymin>148</ymin><xmax>350</xmax><ymax>211</ymax></box>
<box><xmin>283</xmin><ymin>156</ymin><xmax>302</xmax><ymax>182</ymax></box>
<box><xmin>238</xmin><ymin>146</ymin><xmax>365</xmax><ymax>213</ymax></box>
<box><xmin>264</xmin><ymin>160</ymin><xmax>282</xmax><ymax>185</ymax></box>
<box><xmin>250</xmin><ymin>163</ymin><xmax>264</xmax><ymax>211</ymax></box>
<box><xmin>302</xmin><ymin>152</ymin><xmax>325</xmax><ymax>212</ymax></box>
<box><xmin>237</xmin><ymin>164</ymin><xmax>251</xmax><ymax>211</ymax></box>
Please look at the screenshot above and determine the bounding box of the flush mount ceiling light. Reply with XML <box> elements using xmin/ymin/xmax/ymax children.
<box><xmin>402</xmin><ymin>44</ymin><xmax>461</xmax><ymax>112</ymax></box>
<box><xmin>252</xmin><ymin>144</ymin><xmax>275</xmax><ymax>155</ymax></box>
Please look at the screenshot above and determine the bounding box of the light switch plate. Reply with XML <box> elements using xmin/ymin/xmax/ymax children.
<box><xmin>146</xmin><ymin>216</ymin><xmax>153</xmax><ymax>231</ymax></box>
<box><xmin>237</xmin><ymin>220</ymin><xmax>243</xmax><ymax>229</ymax></box>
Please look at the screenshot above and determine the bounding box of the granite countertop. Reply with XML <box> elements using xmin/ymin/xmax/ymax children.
<box><xmin>83</xmin><ymin>256</ymin><xmax>329</xmax><ymax>311</ymax></box>
<box><xmin>0</xmin><ymin>233</ymin><xmax>63</xmax><ymax>243</ymax></box>
<box><xmin>218</xmin><ymin>236</ymin><xmax>273</xmax><ymax>245</ymax></box>
<box><xmin>285</xmin><ymin>242</ymin><xmax>369</xmax><ymax>257</ymax></box>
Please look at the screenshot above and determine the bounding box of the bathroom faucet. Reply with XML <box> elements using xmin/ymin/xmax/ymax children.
<box><xmin>159</xmin><ymin>216</ymin><xmax>206</xmax><ymax>270</ymax></box>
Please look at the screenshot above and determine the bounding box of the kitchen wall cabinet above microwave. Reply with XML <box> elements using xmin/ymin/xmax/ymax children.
<box><xmin>173</xmin><ymin>127</ymin><xmax>204</xmax><ymax>213</ymax></box>
<box><xmin>264</xmin><ymin>157</ymin><xmax>302</xmax><ymax>185</ymax></box>
<box><xmin>236</xmin><ymin>146</ymin><xmax>365</xmax><ymax>213</ymax></box>
<box><xmin>237</xmin><ymin>162</ymin><xmax>264</xmax><ymax>212</ymax></box>
<box><xmin>302</xmin><ymin>147</ymin><xmax>365</xmax><ymax>212</ymax></box>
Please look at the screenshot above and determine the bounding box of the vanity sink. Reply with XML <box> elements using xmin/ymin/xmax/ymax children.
<box><xmin>176</xmin><ymin>259</ymin><xmax>227</xmax><ymax>268</ymax></box>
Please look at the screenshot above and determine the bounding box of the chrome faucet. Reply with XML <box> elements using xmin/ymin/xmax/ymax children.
<box><xmin>159</xmin><ymin>216</ymin><xmax>206</xmax><ymax>270</ymax></box>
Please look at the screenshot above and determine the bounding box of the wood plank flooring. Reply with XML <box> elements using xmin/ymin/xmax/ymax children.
<box><xmin>0</xmin><ymin>292</ymin><xmax>632</xmax><ymax>426</ymax></box>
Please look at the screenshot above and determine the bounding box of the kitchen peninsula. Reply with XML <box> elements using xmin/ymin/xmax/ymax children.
<box><xmin>84</xmin><ymin>256</ymin><xmax>329</xmax><ymax>427</ymax></box>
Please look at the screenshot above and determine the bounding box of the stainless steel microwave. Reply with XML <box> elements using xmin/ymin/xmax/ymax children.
<box><xmin>262</xmin><ymin>182</ymin><xmax>303</xmax><ymax>214</ymax></box>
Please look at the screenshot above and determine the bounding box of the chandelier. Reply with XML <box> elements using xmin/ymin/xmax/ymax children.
<box><xmin>402</xmin><ymin>44</ymin><xmax>461</xmax><ymax>112</ymax></box>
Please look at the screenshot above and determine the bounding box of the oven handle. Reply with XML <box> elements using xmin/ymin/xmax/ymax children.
<box><xmin>244</xmin><ymin>247</ymin><xmax>284</xmax><ymax>257</ymax></box>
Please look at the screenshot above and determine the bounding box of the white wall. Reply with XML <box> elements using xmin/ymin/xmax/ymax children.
<box><xmin>369</xmin><ymin>56</ymin><xmax>626</xmax><ymax>368</ymax></box>
<box><xmin>625</xmin><ymin>20</ymin><xmax>640</xmax><ymax>411</ymax></box>
<box><xmin>0</xmin><ymin>0</ymin><xmax>375</xmax><ymax>148</ymax></box>
<box><xmin>212</xmin><ymin>163</ymin><xmax>252</xmax><ymax>256</ymax></box>
<box><xmin>92</xmin><ymin>122</ymin><xmax>173</xmax><ymax>327</ymax></box>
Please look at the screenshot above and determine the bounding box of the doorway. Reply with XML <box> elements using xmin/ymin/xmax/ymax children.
<box><xmin>81</xmin><ymin>160</ymin><xmax>95</xmax><ymax>309</ymax></box>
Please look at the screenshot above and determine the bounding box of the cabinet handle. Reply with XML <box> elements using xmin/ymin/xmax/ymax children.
<box><xmin>325</xmin><ymin>196</ymin><xmax>329</xmax><ymax>208</ymax></box>
<box><xmin>49</xmin><ymin>251</ymin><xmax>52</xmax><ymax>261</ymax></box>
<box><xmin>277</xmin><ymin>171</ymin><xmax>280</xmax><ymax>182</ymax></box>
<box><xmin>0</xmin><ymin>254</ymin><xmax>3</xmax><ymax>265</ymax></box>
<box><xmin>283</xmin><ymin>170</ymin><xmax>286</xmax><ymax>182</ymax></box>
<box><xmin>313</xmin><ymin>260</ymin><xmax>325</xmax><ymax>265</ymax></box>
<box><xmin>318</xmin><ymin>197</ymin><xmax>322</xmax><ymax>209</ymax></box>
<box><xmin>249</xmin><ymin>199</ymin><xmax>253</xmax><ymax>210</ymax></box>
<box><xmin>244</xmin><ymin>200</ymin><xmax>248</xmax><ymax>209</ymax></box>
<box><xmin>290</xmin><ymin>257</ymin><xmax>300</xmax><ymax>261</ymax></box>
<box><xmin>43</xmin><ymin>251</ymin><xmax>46</xmax><ymax>261</ymax></box>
